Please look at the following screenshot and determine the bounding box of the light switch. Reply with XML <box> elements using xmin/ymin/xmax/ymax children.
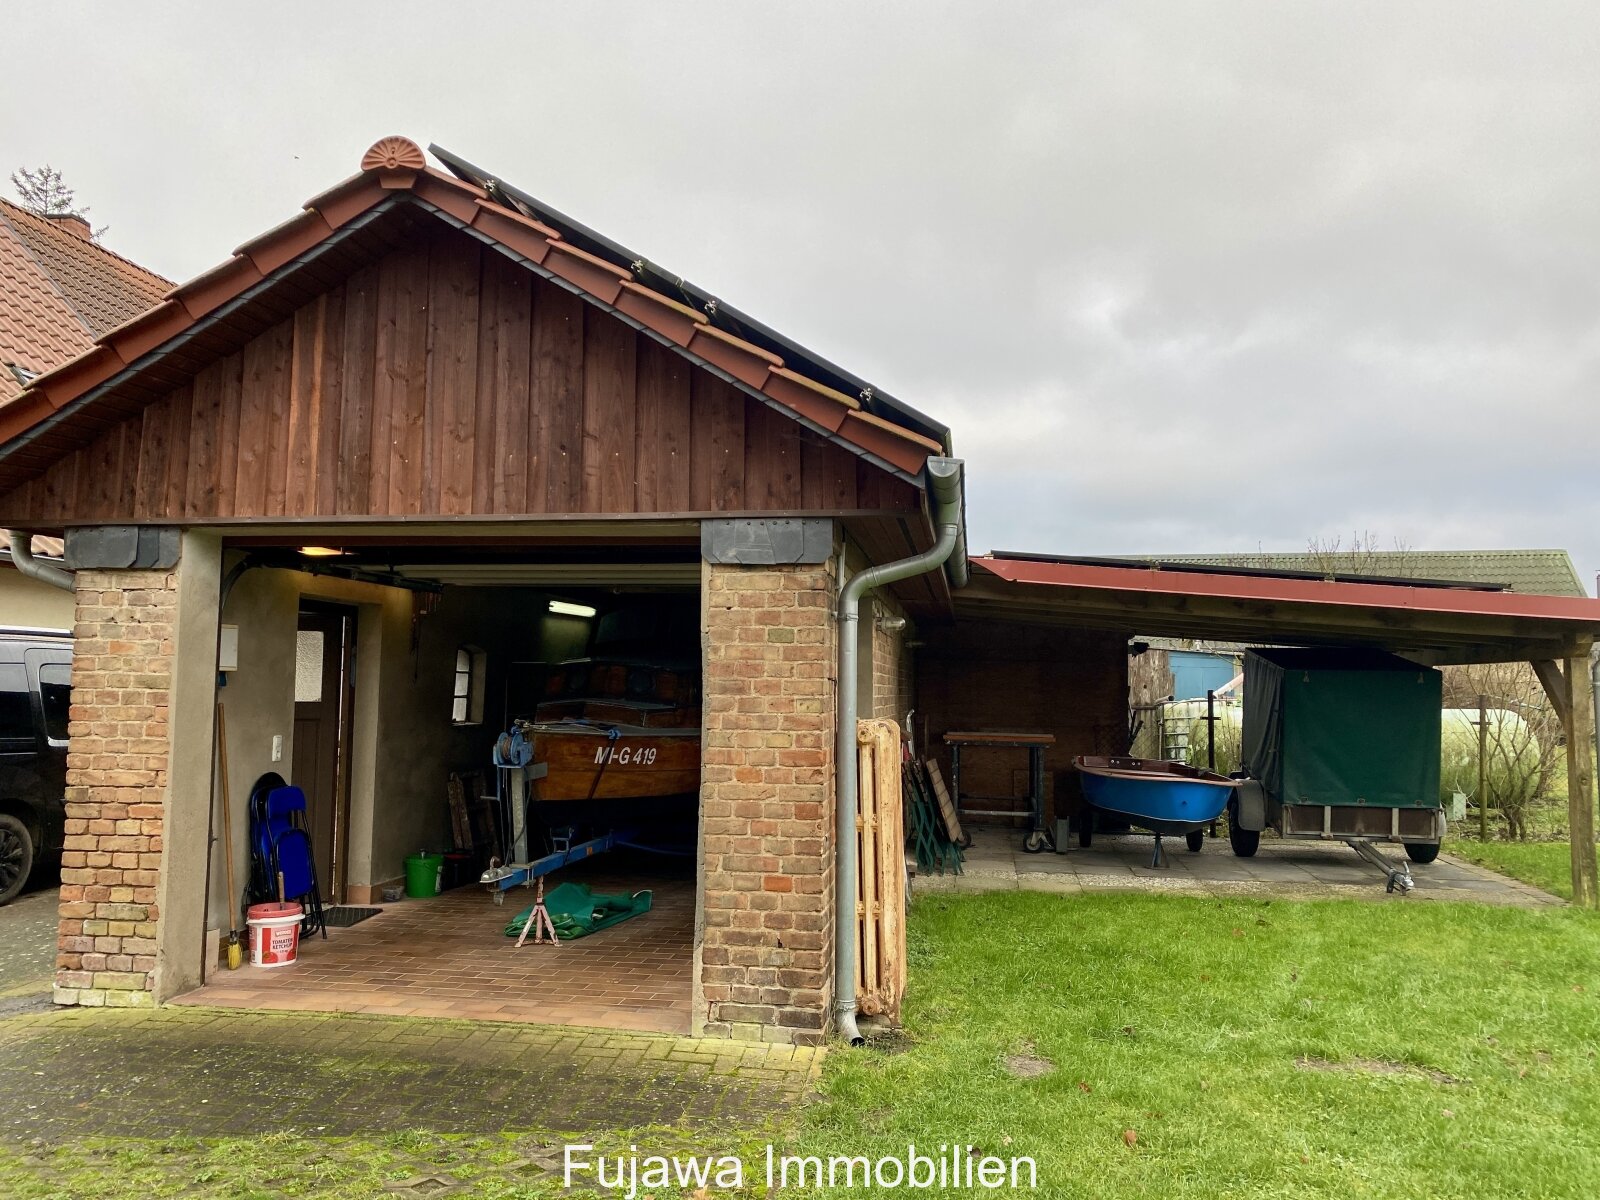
<box><xmin>218</xmin><ymin>625</ymin><xmax>239</xmax><ymax>672</ymax></box>
<box><xmin>271</xmin><ymin>734</ymin><xmax>283</xmax><ymax>762</ymax></box>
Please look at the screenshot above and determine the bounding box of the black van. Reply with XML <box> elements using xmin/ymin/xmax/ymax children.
<box><xmin>0</xmin><ymin>628</ymin><xmax>71</xmax><ymax>905</ymax></box>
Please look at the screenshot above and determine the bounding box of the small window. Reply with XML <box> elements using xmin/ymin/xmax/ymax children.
<box><xmin>452</xmin><ymin>645</ymin><xmax>486</xmax><ymax>725</ymax></box>
<box><xmin>294</xmin><ymin>630</ymin><xmax>325</xmax><ymax>703</ymax></box>
<box><xmin>0</xmin><ymin>663</ymin><xmax>32</xmax><ymax>746</ymax></box>
<box><xmin>37</xmin><ymin>662</ymin><xmax>71</xmax><ymax>744</ymax></box>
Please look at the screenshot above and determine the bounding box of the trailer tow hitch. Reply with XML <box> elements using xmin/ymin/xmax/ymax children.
<box><xmin>1345</xmin><ymin>839</ymin><xmax>1414</xmax><ymax>893</ymax></box>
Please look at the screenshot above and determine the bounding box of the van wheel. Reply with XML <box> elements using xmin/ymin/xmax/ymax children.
<box><xmin>1226</xmin><ymin>802</ymin><xmax>1259</xmax><ymax>858</ymax></box>
<box><xmin>1405</xmin><ymin>842</ymin><xmax>1440</xmax><ymax>865</ymax></box>
<box><xmin>0</xmin><ymin>814</ymin><xmax>34</xmax><ymax>905</ymax></box>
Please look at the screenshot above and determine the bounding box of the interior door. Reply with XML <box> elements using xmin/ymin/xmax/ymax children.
<box><xmin>293</xmin><ymin>606</ymin><xmax>354</xmax><ymax>902</ymax></box>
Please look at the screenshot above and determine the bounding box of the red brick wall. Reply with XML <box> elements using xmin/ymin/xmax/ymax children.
<box><xmin>698</xmin><ymin>558</ymin><xmax>837</xmax><ymax>1044</ymax></box>
<box><xmin>868</xmin><ymin>597</ymin><xmax>912</xmax><ymax>724</ymax></box>
<box><xmin>54</xmin><ymin>569</ymin><xmax>177</xmax><ymax>1006</ymax></box>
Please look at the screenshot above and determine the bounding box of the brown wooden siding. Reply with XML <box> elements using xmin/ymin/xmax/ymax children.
<box><xmin>0</xmin><ymin>223</ymin><xmax>918</xmax><ymax>525</ymax></box>
<box><xmin>917</xmin><ymin>622</ymin><xmax>1129</xmax><ymax>828</ymax></box>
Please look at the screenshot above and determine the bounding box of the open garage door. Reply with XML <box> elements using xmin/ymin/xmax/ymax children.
<box><xmin>184</xmin><ymin>534</ymin><xmax>704</xmax><ymax>1034</ymax></box>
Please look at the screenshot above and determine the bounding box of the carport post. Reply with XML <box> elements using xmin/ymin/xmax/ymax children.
<box><xmin>1568</xmin><ymin>650</ymin><xmax>1598</xmax><ymax>908</ymax></box>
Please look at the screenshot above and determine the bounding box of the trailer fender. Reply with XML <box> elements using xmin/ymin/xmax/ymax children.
<box><xmin>1233</xmin><ymin>778</ymin><xmax>1269</xmax><ymax>832</ymax></box>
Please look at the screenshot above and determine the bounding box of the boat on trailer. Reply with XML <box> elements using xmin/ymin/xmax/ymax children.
<box><xmin>518</xmin><ymin>659</ymin><xmax>701</xmax><ymax>807</ymax></box>
<box><xmin>1074</xmin><ymin>756</ymin><xmax>1240</xmax><ymax>867</ymax></box>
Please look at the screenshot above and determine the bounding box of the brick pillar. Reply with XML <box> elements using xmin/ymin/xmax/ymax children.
<box><xmin>54</xmin><ymin>570</ymin><xmax>179</xmax><ymax>1007</ymax></box>
<box><xmin>697</xmin><ymin>556</ymin><xmax>837</xmax><ymax>1044</ymax></box>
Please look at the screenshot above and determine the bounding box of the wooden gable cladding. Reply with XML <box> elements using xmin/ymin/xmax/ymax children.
<box><xmin>0</xmin><ymin>224</ymin><xmax>919</xmax><ymax>526</ymax></box>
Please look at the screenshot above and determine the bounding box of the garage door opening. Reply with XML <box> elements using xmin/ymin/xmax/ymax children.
<box><xmin>179</xmin><ymin>538</ymin><xmax>704</xmax><ymax>1034</ymax></box>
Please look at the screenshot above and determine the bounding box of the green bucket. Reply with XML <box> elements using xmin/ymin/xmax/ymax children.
<box><xmin>404</xmin><ymin>852</ymin><xmax>445</xmax><ymax>899</ymax></box>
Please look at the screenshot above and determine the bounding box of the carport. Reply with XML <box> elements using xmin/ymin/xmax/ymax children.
<box><xmin>929</xmin><ymin>553</ymin><xmax>1600</xmax><ymax>905</ymax></box>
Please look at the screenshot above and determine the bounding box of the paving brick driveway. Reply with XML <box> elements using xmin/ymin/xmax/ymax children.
<box><xmin>0</xmin><ymin>1007</ymin><xmax>821</xmax><ymax>1143</ymax></box>
<box><xmin>0</xmin><ymin>887</ymin><xmax>58</xmax><ymax>1002</ymax></box>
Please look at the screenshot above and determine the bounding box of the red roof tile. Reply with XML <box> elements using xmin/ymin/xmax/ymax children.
<box><xmin>0</xmin><ymin>198</ymin><xmax>169</xmax><ymax>402</ymax></box>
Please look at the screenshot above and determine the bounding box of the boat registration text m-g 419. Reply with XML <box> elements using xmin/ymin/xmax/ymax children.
<box><xmin>595</xmin><ymin>744</ymin><xmax>658</xmax><ymax>766</ymax></box>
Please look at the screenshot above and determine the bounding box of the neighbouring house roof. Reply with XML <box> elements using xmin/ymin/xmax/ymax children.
<box><xmin>0</xmin><ymin>198</ymin><xmax>170</xmax><ymax>403</ymax></box>
<box><xmin>0</xmin><ymin>138</ymin><xmax>947</xmax><ymax>492</ymax></box>
<box><xmin>0</xmin><ymin>199</ymin><xmax>167</xmax><ymax>565</ymax></box>
<box><xmin>1118</xmin><ymin>549</ymin><xmax>1588</xmax><ymax>599</ymax></box>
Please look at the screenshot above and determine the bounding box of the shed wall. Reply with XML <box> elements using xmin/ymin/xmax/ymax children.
<box><xmin>0</xmin><ymin>224</ymin><xmax>919</xmax><ymax>528</ymax></box>
<box><xmin>917</xmin><ymin>622</ymin><xmax>1128</xmax><ymax>826</ymax></box>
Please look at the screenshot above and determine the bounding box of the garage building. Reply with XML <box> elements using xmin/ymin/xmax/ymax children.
<box><xmin>0</xmin><ymin>138</ymin><xmax>1596</xmax><ymax>1044</ymax></box>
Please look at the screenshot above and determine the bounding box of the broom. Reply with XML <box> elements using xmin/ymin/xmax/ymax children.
<box><xmin>216</xmin><ymin>704</ymin><xmax>244</xmax><ymax>969</ymax></box>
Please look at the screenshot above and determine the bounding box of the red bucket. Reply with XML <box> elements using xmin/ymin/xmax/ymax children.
<box><xmin>246</xmin><ymin>901</ymin><xmax>303</xmax><ymax>968</ymax></box>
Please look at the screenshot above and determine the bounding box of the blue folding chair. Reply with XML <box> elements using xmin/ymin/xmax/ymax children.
<box><xmin>247</xmin><ymin>775</ymin><xmax>327</xmax><ymax>938</ymax></box>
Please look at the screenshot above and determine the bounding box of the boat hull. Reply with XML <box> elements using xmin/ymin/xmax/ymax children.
<box><xmin>527</xmin><ymin>723</ymin><xmax>701</xmax><ymax>803</ymax></box>
<box><xmin>1075</xmin><ymin>756</ymin><xmax>1237</xmax><ymax>835</ymax></box>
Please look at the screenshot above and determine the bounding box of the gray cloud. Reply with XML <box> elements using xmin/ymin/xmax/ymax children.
<box><xmin>4</xmin><ymin>1</ymin><xmax>1595</xmax><ymax>592</ymax></box>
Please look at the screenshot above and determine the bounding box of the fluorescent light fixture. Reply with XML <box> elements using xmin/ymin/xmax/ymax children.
<box><xmin>298</xmin><ymin>546</ymin><xmax>345</xmax><ymax>558</ymax></box>
<box><xmin>548</xmin><ymin>600</ymin><xmax>597</xmax><ymax>618</ymax></box>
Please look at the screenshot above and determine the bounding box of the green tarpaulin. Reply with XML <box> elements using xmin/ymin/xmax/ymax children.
<box><xmin>503</xmin><ymin>882</ymin><xmax>652</xmax><ymax>940</ymax></box>
<box><xmin>1242</xmin><ymin>648</ymin><xmax>1442</xmax><ymax>810</ymax></box>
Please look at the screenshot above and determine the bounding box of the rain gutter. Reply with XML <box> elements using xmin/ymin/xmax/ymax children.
<box><xmin>834</xmin><ymin>457</ymin><xmax>965</xmax><ymax>1045</ymax></box>
<box><xmin>5</xmin><ymin>531</ymin><xmax>73</xmax><ymax>590</ymax></box>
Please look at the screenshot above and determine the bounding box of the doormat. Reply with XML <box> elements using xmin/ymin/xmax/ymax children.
<box><xmin>320</xmin><ymin>906</ymin><xmax>382</xmax><ymax>928</ymax></box>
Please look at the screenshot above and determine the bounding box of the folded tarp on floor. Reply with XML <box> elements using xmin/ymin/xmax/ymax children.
<box><xmin>503</xmin><ymin>882</ymin><xmax>653</xmax><ymax>940</ymax></box>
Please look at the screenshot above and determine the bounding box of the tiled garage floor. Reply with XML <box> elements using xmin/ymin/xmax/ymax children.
<box><xmin>173</xmin><ymin>855</ymin><xmax>694</xmax><ymax>1034</ymax></box>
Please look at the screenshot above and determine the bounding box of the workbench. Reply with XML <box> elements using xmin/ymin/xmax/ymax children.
<box><xmin>944</xmin><ymin>730</ymin><xmax>1056</xmax><ymax>852</ymax></box>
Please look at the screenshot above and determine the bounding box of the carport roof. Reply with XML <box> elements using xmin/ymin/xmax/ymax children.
<box><xmin>963</xmin><ymin>553</ymin><xmax>1600</xmax><ymax>665</ymax></box>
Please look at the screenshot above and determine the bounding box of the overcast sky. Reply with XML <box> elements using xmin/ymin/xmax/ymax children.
<box><xmin>4</xmin><ymin>3</ymin><xmax>1596</xmax><ymax>593</ymax></box>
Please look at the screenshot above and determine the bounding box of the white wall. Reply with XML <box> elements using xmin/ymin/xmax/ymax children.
<box><xmin>0</xmin><ymin>566</ymin><xmax>75</xmax><ymax>629</ymax></box>
<box><xmin>204</xmin><ymin>565</ymin><xmax>600</xmax><ymax>930</ymax></box>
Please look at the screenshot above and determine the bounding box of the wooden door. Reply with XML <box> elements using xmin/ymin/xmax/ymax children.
<box><xmin>292</xmin><ymin>606</ymin><xmax>354</xmax><ymax>902</ymax></box>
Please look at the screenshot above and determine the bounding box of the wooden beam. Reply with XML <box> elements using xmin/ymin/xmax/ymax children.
<box><xmin>954</xmin><ymin>577</ymin><xmax>1589</xmax><ymax>649</ymax></box>
<box><xmin>1400</xmin><ymin>641</ymin><xmax>1583</xmax><ymax>667</ymax></box>
<box><xmin>1532</xmin><ymin>659</ymin><xmax>1571</xmax><ymax>727</ymax></box>
<box><xmin>1565</xmin><ymin>651</ymin><xmax>1598</xmax><ymax>909</ymax></box>
<box><xmin>950</xmin><ymin>596</ymin><xmax>1574</xmax><ymax>660</ymax></box>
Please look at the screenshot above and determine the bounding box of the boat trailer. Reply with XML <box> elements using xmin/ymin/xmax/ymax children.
<box><xmin>1344</xmin><ymin>837</ymin><xmax>1415</xmax><ymax>893</ymax></box>
<box><xmin>479</xmin><ymin>826</ymin><xmax>687</xmax><ymax>903</ymax></box>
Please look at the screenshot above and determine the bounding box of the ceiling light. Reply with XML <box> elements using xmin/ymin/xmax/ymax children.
<box><xmin>548</xmin><ymin>600</ymin><xmax>597</xmax><ymax>618</ymax></box>
<box><xmin>298</xmin><ymin>546</ymin><xmax>346</xmax><ymax>558</ymax></box>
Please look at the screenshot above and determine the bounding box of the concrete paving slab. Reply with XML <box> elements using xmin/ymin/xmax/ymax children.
<box><xmin>931</xmin><ymin>829</ymin><xmax>1564</xmax><ymax>907</ymax></box>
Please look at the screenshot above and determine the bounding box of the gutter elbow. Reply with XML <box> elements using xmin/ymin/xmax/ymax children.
<box><xmin>6</xmin><ymin>531</ymin><xmax>74</xmax><ymax>592</ymax></box>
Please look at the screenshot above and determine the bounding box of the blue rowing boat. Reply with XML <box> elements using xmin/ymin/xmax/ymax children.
<box><xmin>1074</xmin><ymin>756</ymin><xmax>1240</xmax><ymax>864</ymax></box>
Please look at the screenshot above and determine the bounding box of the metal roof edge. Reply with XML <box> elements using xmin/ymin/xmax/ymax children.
<box><xmin>982</xmin><ymin>551</ymin><xmax>1508</xmax><ymax>593</ymax></box>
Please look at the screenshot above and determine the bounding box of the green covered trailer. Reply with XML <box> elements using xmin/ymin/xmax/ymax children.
<box><xmin>1234</xmin><ymin>648</ymin><xmax>1446</xmax><ymax>867</ymax></box>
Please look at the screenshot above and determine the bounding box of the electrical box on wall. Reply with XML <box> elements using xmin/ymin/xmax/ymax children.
<box><xmin>218</xmin><ymin>625</ymin><xmax>240</xmax><ymax>672</ymax></box>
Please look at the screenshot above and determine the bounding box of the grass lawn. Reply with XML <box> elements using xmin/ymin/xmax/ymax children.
<box><xmin>1452</xmin><ymin>839</ymin><xmax>1575</xmax><ymax>900</ymax></box>
<box><xmin>4</xmin><ymin>892</ymin><xmax>1599</xmax><ymax>1198</ymax></box>
<box><xmin>803</xmin><ymin>891</ymin><xmax>1600</xmax><ymax>1199</ymax></box>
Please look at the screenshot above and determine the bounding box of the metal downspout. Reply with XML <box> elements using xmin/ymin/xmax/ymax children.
<box><xmin>834</xmin><ymin>457</ymin><xmax>965</xmax><ymax>1046</ymax></box>
<box><xmin>6</xmin><ymin>531</ymin><xmax>73</xmax><ymax>591</ymax></box>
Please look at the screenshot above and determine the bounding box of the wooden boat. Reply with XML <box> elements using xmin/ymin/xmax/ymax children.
<box><xmin>1074</xmin><ymin>756</ymin><xmax>1240</xmax><ymax>864</ymax></box>
<box><xmin>516</xmin><ymin>659</ymin><xmax>701</xmax><ymax>804</ymax></box>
